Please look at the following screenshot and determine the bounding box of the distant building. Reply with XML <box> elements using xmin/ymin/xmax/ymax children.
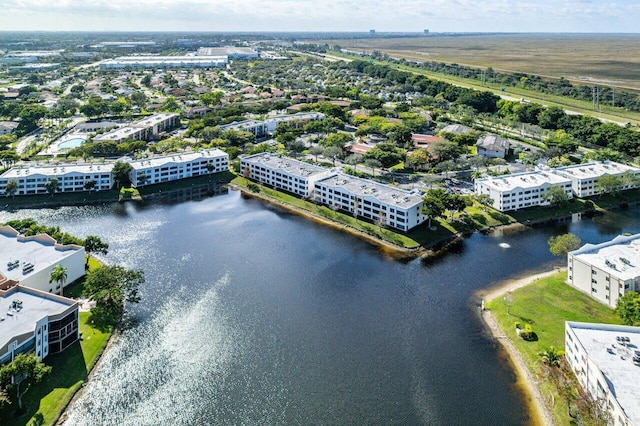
<box><xmin>567</xmin><ymin>234</ymin><xmax>640</xmax><ymax>308</ymax></box>
<box><xmin>265</xmin><ymin>112</ymin><xmax>325</xmax><ymax>134</ymax></box>
<box><xmin>474</xmin><ymin>170</ymin><xmax>573</xmax><ymax>211</ymax></box>
<box><xmin>240</xmin><ymin>153</ymin><xmax>334</xmax><ymax>198</ymax></box>
<box><xmin>0</xmin><ymin>225</ymin><xmax>85</xmax><ymax>295</ymax></box>
<box><xmin>412</xmin><ymin>134</ymin><xmax>444</xmax><ymax>148</ymax></box>
<box><xmin>565</xmin><ymin>321</ymin><xmax>640</xmax><ymax>426</ymax></box>
<box><xmin>128</xmin><ymin>149</ymin><xmax>229</xmax><ymax>187</ymax></box>
<box><xmin>93</xmin><ymin>113</ymin><xmax>179</xmax><ymax>143</ymax></box>
<box><xmin>218</xmin><ymin>120</ymin><xmax>268</xmax><ymax>138</ymax></box>
<box><xmin>314</xmin><ymin>173</ymin><xmax>427</xmax><ymax>231</ymax></box>
<box><xmin>74</xmin><ymin>121</ymin><xmax>120</xmax><ymax>134</ymax></box>
<box><xmin>476</xmin><ymin>134</ymin><xmax>510</xmax><ymax>159</ymax></box>
<box><xmin>441</xmin><ymin>124</ymin><xmax>472</xmax><ymax>135</ymax></box>
<box><xmin>100</xmin><ymin>56</ymin><xmax>228</xmax><ymax>69</ymax></box>
<box><xmin>196</xmin><ymin>47</ymin><xmax>259</xmax><ymax>60</ymax></box>
<box><xmin>0</xmin><ymin>285</ymin><xmax>79</xmax><ymax>364</ymax></box>
<box><xmin>553</xmin><ymin>161</ymin><xmax>640</xmax><ymax>197</ymax></box>
<box><xmin>0</xmin><ymin>121</ymin><xmax>19</xmax><ymax>135</ymax></box>
<box><xmin>184</xmin><ymin>106</ymin><xmax>211</xmax><ymax>119</ymax></box>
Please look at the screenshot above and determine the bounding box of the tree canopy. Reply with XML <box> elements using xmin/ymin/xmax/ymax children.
<box><xmin>548</xmin><ymin>233</ymin><xmax>581</xmax><ymax>256</ymax></box>
<box><xmin>616</xmin><ymin>291</ymin><xmax>640</xmax><ymax>326</ymax></box>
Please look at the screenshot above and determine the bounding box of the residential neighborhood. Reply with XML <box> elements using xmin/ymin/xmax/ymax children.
<box><xmin>1</xmin><ymin>30</ymin><xmax>640</xmax><ymax>426</ymax></box>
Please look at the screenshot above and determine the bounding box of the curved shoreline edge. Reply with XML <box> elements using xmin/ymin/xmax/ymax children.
<box><xmin>476</xmin><ymin>269</ymin><xmax>564</xmax><ymax>426</ymax></box>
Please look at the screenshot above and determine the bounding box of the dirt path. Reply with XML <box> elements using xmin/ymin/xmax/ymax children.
<box><xmin>478</xmin><ymin>269</ymin><xmax>566</xmax><ymax>426</ymax></box>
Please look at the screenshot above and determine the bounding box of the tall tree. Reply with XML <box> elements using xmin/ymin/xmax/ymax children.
<box><xmin>83</xmin><ymin>265</ymin><xmax>145</xmax><ymax>323</ymax></box>
<box><xmin>4</xmin><ymin>179</ymin><xmax>18</xmax><ymax>198</ymax></box>
<box><xmin>0</xmin><ymin>353</ymin><xmax>51</xmax><ymax>411</ymax></box>
<box><xmin>49</xmin><ymin>264</ymin><xmax>68</xmax><ymax>296</ymax></box>
<box><xmin>548</xmin><ymin>233</ymin><xmax>581</xmax><ymax>256</ymax></box>
<box><xmin>615</xmin><ymin>291</ymin><xmax>640</xmax><ymax>326</ymax></box>
<box><xmin>112</xmin><ymin>162</ymin><xmax>134</xmax><ymax>188</ymax></box>
<box><xmin>45</xmin><ymin>178</ymin><xmax>60</xmax><ymax>198</ymax></box>
<box><xmin>84</xmin><ymin>235</ymin><xmax>109</xmax><ymax>267</ymax></box>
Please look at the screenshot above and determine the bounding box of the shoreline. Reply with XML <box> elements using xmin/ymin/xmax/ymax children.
<box><xmin>477</xmin><ymin>269</ymin><xmax>566</xmax><ymax>426</ymax></box>
<box><xmin>229</xmin><ymin>183</ymin><xmax>430</xmax><ymax>259</ymax></box>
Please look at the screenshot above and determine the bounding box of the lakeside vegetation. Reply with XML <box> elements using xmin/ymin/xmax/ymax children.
<box><xmin>0</xmin><ymin>311</ymin><xmax>113</xmax><ymax>426</ymax></box>
<box><xmin>485</xmin><ymin>272</ymin><xmax>622</xmax><ymax>425</ymax></box>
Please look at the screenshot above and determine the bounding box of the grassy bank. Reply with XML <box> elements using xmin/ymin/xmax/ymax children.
<box><xmin>484</xmin><ymin>272</ymin><xmax>622</xmax><ymax>425</ymax></box>
<box><xmin>0</xmin><ymin>312</ymin><xmax>112</xmax><ymax>426</ymax></box>
<box><xmin>232</xmin><ymin>176</ymin><xmax>422</xmax><ymax>249</ymax></box>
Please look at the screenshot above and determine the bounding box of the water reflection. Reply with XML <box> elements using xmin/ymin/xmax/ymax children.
<box><xmin>0</xmin><ymin>192</ymin><xmax>638</xmax><ymax>425</ymax></box>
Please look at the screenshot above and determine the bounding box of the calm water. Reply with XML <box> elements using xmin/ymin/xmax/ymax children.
<box><xmin>2</xmin><ymin>192</ymin><xmax>639</xmax><ymax>425</ymax></box>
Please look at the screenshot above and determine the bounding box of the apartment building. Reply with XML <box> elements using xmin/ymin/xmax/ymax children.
<box><xmin>314</xmin><ymin>173</ymin><xmax>426</xmax><ymax>231</ymax></box>
<box><xmin>0</xmin><ymin>162</ymin><xmax>114</xmax><ymax>196</ymax></box>
<box><xmin>240</xmin><ymin>153</ymin><xmax>334</xmax><ymax>198</ymax></box>
<box><xmin>265</xmin><ymin>112</ymin><xmax>325</xmax><ymax>134</ymax></box>
<box><xmin>129</xmin><ymin>149</ymin><xmax>229</xmax><ymax>187</ymax></box>
<box><xmin>474</xmin><ymin>170</ymin><xmax>573</xmax><ymax>212</ymax></box>
<box><xmin>93</xmin><ymin>113</ymin><xmax>179</xmax><ymax>143</ymax></box>
<box><xmin>554</xmin><ymin>161</ymin><xmax>640</xmax><ymax>197</ymax></box>
<box><xmin>0</xmin><ymin>285</ymin><xmax>79</xmax><ymax>364</ymax></box>
<box><xmin>0</xmin><ymin>225</ymin><xmax>85</xmax><ymax>295</ymax></box>
<box><xmin>565</xmin><ymin>322</ymin><xmax>640</xmax><ymax>426</ymax></box>
<box><xmin>567</xmin><ymin>234</ymin><xmax>640</xmax><ymax>308</ymax></box>
<box><xmin>218</xmin><ymin>120</ymin><xmax>269</xmax><ymax>138</ymax></box>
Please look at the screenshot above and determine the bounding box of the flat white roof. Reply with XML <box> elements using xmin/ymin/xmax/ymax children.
<box><xmin>0</xmin><ymin>287</ymin><xmax>76</xmax><ymax>351</ymax></box>
<box><xmin>476</xmin><ymin>170</ymin><xmax>571</xmax><ymax>192</ymax></box>
<box><xmin>219</xmin><ymin>120</ymin><xmax>265</xmax><ymax>130</ymax></box>
<box><xmin>555</xmin><ymin>161</ymin><xmax>640</xmax><ymax>180</ymax></box>
<box><xmin>129</xmin><ymin>149</ymin><xmax>227</xmax><ymax>170</ymax></box>
<box><xmin>93</xmin><ymin>113</ymin><xmax>178</xmax><ymax>141</ymax></box>
<box><xmin>317</xmin><ymin>173</ymin><xmax>423</xmax><ymax>209</ymax></box>
<box><xmin>1</xmin><ymin>163</ymin><xmax>114</xmax><ymax>179</ymax></box>
<box><xmin>266</xmin><ymin>112</ymin><xmax>325</xmax><ymax>122</ymax></box>
<box><xmin>0</xmin><ymin>229</ymin><xmax>82</xmax><ymax>282</ymax></box>
<box><xmin>242</xmin><ymin>153</ymin><xmax>328</xmax><ymax>179</ymax></box>
<box><xmin>568</xmin><ymin>322</ymin><xmax>640</xmax><ymax>425</ymax></box>
<box><xmin>570</xmin><ymin>234</ymin><xmax>640</xmax><ymax>281</ymax></box>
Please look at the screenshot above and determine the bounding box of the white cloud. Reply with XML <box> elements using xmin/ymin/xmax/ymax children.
<box><xmin>0</xmin><ymin>0</ymin><xmax>639</xmax><ymax>32</ymax></box>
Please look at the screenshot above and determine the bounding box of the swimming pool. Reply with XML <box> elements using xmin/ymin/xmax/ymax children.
<box><xmin>57</xmin><ymin>137</ymin><xmax>86</xmax><ymax>149</ymax></box>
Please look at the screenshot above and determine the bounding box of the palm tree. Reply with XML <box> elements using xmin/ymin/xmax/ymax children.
<box><xmin>538</xmin><ymin>346</ymin><xmax>562</xmax><ymax>367</ymax></box>
<box><xmin>49</xmin><ymin>265</ymin><xmax>68</xmax><ymax>296</ymax></box>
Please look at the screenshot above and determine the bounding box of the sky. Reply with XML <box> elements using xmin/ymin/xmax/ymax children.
<box><xmin>1</xmin><ymin>0</ymin><xmax>639</xmax><ymax>33</ymax></box>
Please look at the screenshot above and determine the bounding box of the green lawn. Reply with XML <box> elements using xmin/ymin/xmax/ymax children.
<box><xmin>485</xmin><ymin>272</ymin><xmax>622</xmax><ymax>425</ymax></box>
<box><xmin>0</xmin><ymin>312</ymin><xmax>112</xmax><ymax>426</ymax></box>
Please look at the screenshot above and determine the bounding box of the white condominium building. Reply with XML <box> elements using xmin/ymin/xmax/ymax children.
<box><xmin>218</xmin><ymin>120</ymin><xmax>269</xmax><ymax>138</ymax></box>
<box><xmin>0</xmin><ymin>225</ymin><xmax>85</xmax><ymax>295</ymax></box>
<box><xmin>0</xmin><ymin>163</ymin><xmax>114</xmax><ymax>196</ymax></box>
<box><xmin>265</xmin><ymin>112</ymin><xmax>325</xmax><ymax>134</ymax></box>
<box><xmin>0</xmin><ymin>286</ymin><xmax>79</xmax><ymax>364</ymax></box>
<box><xmin>474</xmin><ymin>170</ymin><xmax>573</xmax><ymax>212</ymax></box>
<box><xmin>93</xmin><ymin>113</ymin><xmax>179</xmax><ymax>143</ymax></box>
<box><xmin>565</xmin><ymin>322</ymin><xmax>640</xmax><ymax>426</ymax></box>
<box><xmin>100</xmin><ymin>56</ymin><xmax>229</xmax><ymax>69</ymax></box>
<box><xmin>314</xmin><ymin>173</ymin><xmax>426</xmax><ymax>231</ymax></box>
<box><xmin>240</xmin><ymin>153</ymin><xmax>334</xmax><ymax>198</ymax></box>
<box><xmin>554</xmin><ymin>161</ymin><xmax>640</xmax><ymax>197</ymax></box>
<box><xmin>129</xmin><ymin>149</ymin><xmax>229</xmax><ymax>187</ymax></box>
<box><xmin>567</xmin><ymin>234</ymin><xmax>640</xmax><ymax>308</ymax></box>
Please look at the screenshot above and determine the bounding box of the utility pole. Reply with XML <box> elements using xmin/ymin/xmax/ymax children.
<box><xmin>612</xmin><ymin>87</ymin><xmax>615</xmax><ymax>108</ymax></box>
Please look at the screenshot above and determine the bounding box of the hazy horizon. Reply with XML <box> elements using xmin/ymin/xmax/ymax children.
<box><xmin>1</xmin><ymin>0</ymin><xmax>639</xmax><ymax>33</ymax></box>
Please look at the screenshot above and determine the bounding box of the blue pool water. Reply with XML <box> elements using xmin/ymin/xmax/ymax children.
<box><xmin>58</xmin><ymin>137</ymin><xmax>86</xmax><ymax>149</ymax></box>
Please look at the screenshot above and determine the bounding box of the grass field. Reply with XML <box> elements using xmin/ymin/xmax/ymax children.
<box><xmin>485</xmin><ymin>272</ymin><xmax>622</xmax><ymax>425</ymax></box>
<box><xmin>325</xmin><ymin>34</ymin><xmax>640</xmax><ymax>91</ymax></box>
<box><xmin>0</xmin><ymin>312</ymin><xmax>112</xmax><ymax>426</ymax></box>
